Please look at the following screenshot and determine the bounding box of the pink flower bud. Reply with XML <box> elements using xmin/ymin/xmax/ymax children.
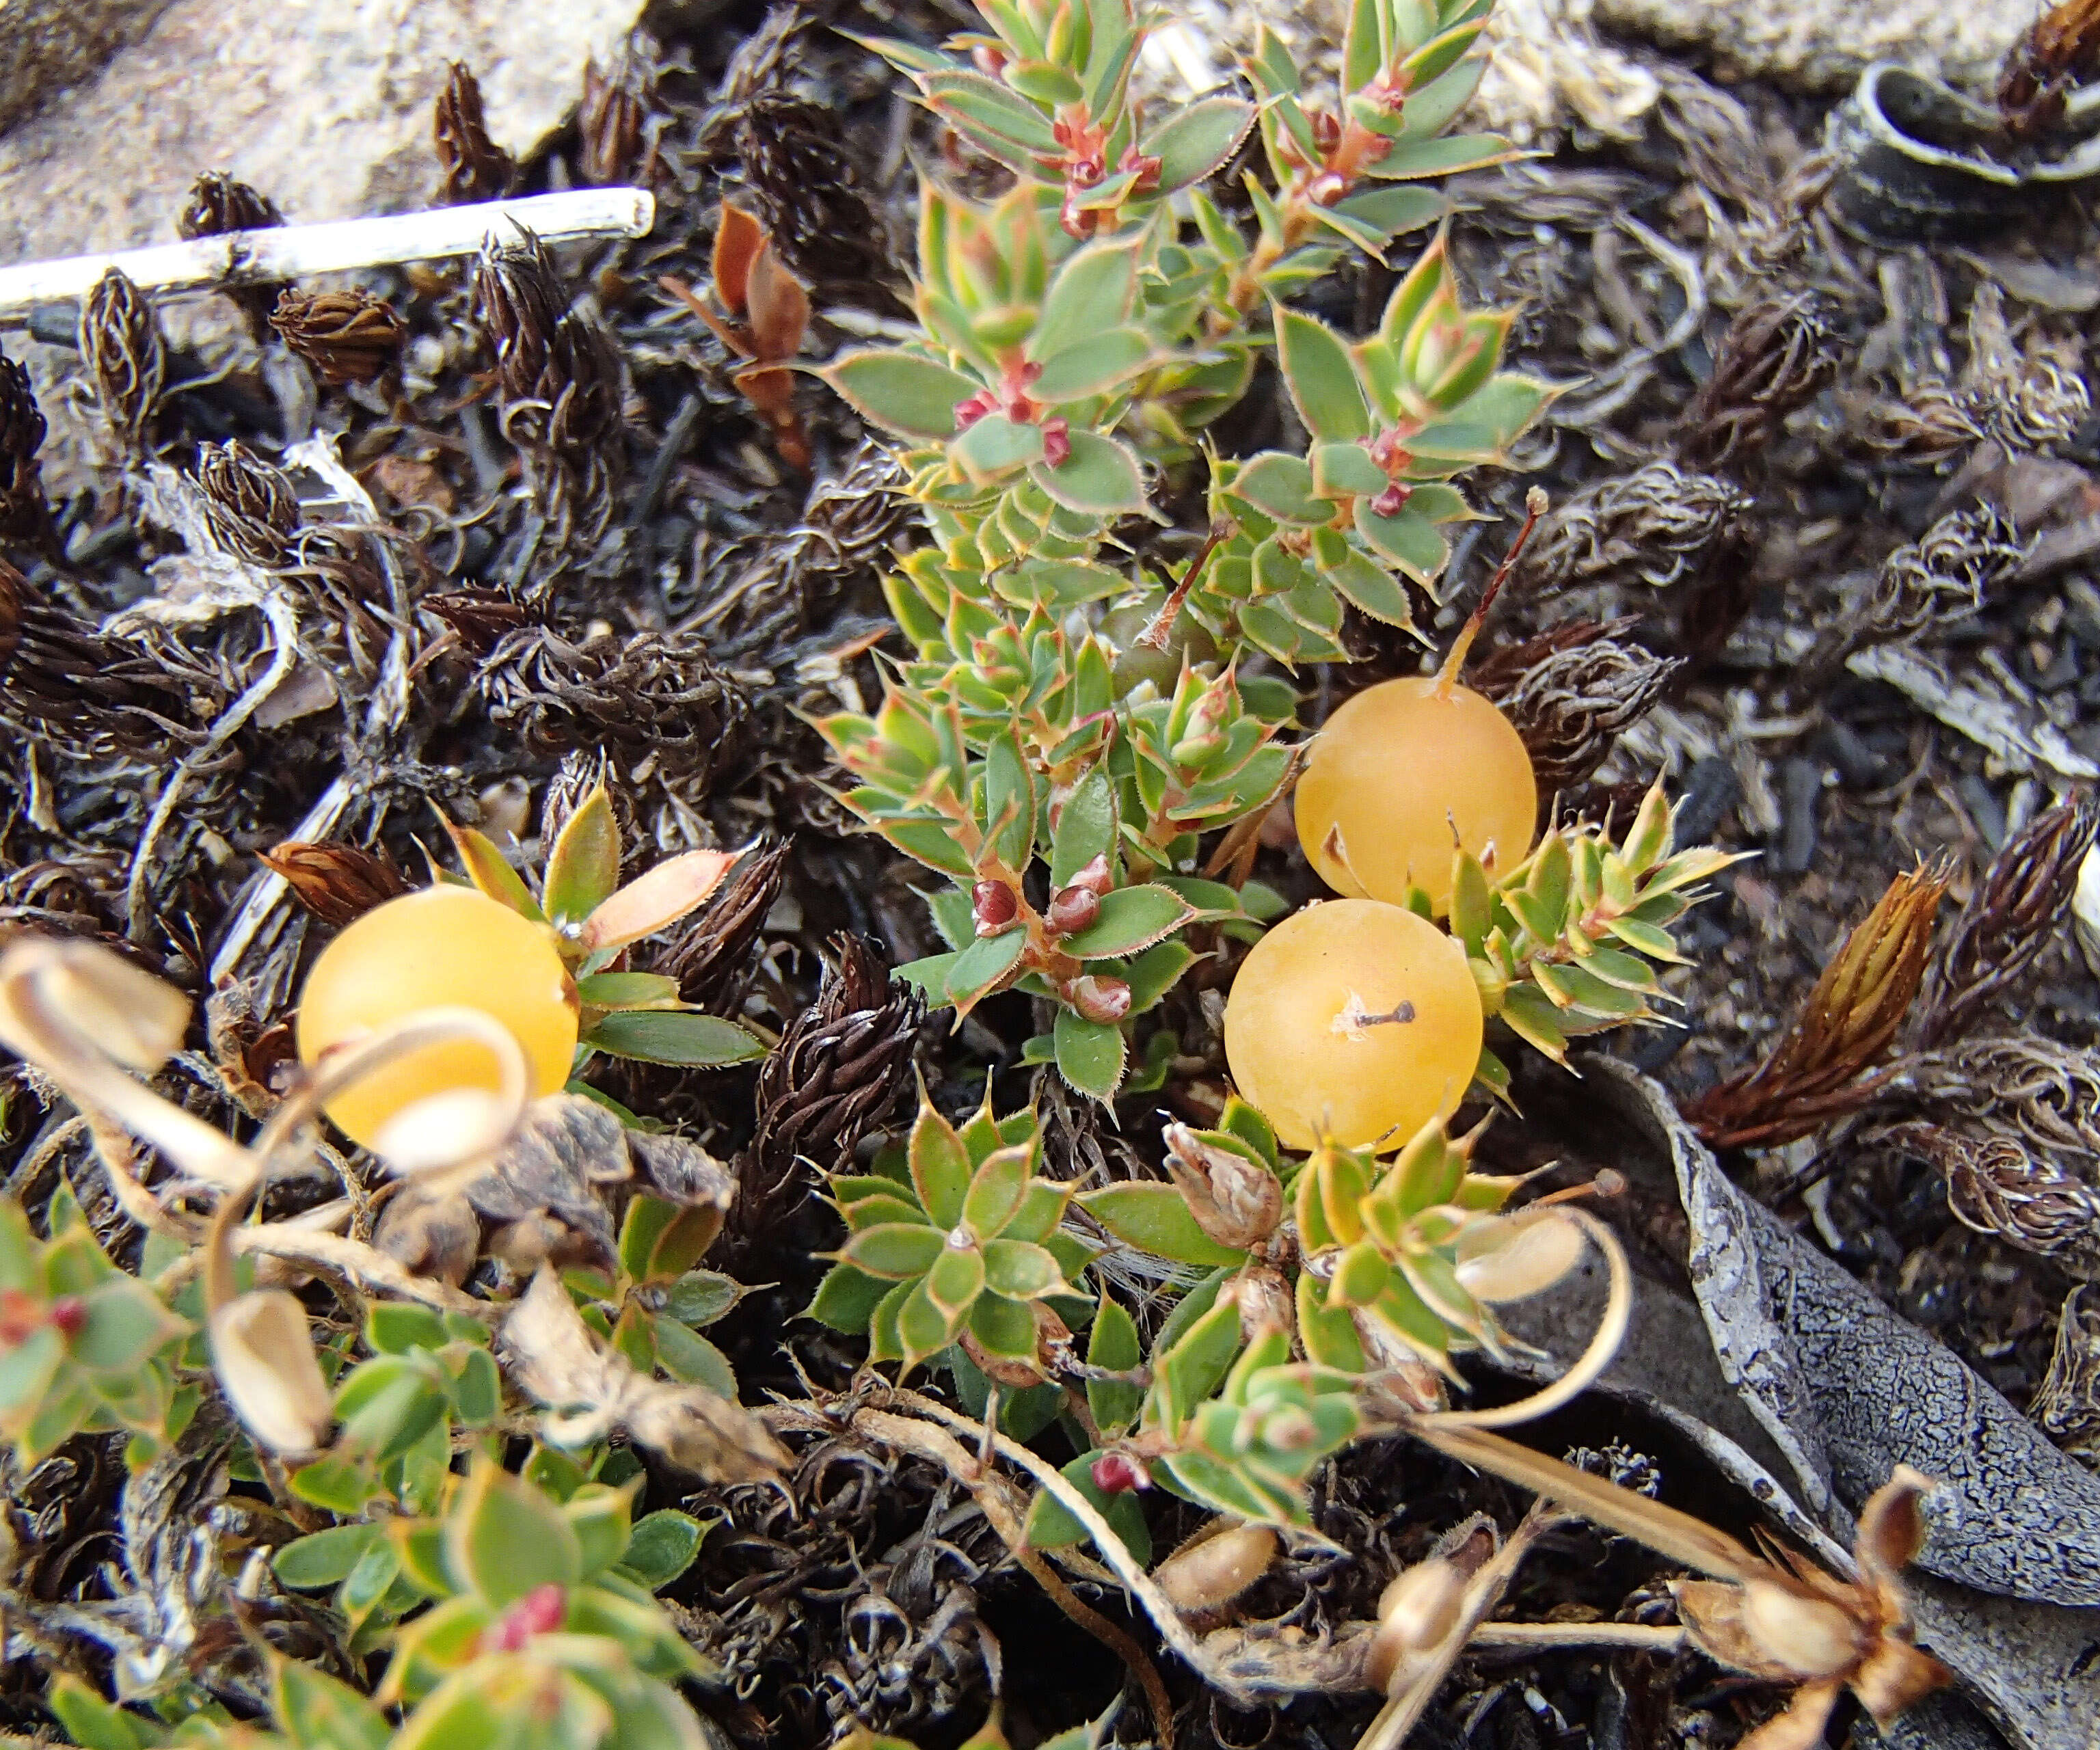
<box><xmin>1042</xmin><ymin>416</ymin><xmax>1072</xmax><ymax>468</ymax></box>
<box><xmin>1092</xmin><ymin>1451</ymin><xmax>1149</xmax><ymax>1494</ymax></box>
<box><xmin>483</xmin><ymin>1583</ymin><xmax>567</xmax><ymax>1653</ymax></box>
<box><xmin>47</xmin><ymin>1296</ymin><xmax>86</xmax><ymax>1340</ymax></box>
<box><xmin>1371</xmin><ymin>483</ymin><xmax>1413</xmax><ymax>518</ymax></box>
<box><xmin>1311</xmin><ymin>111</ymin><xmax>1343</xmax><ymax>152</ymax></box>
<box><xmin>1046</xmin><ymin>885</ymin><xmax>1100</xmax><ymax>935</ymax></box>
<box><xmin>953</xmin><ymin>390</ymin><xmax>995</xmax><ymax>431</ymax></box>
<box><xmin>1070</xmin><ymin>975</ymin><xmax>1131</xmax><ymax>1024</ymax></box>
<box><xmin>973</xmin><ymin>880</ymin><xmax>1019</xmax><ymax>936</ymax></box>
<box><xmin>1068</xmin><ymin>854</ymin><xmax>1114</xmax><ymax>896</ymax></box>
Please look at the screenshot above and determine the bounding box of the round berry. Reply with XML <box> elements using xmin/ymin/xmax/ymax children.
<box><xmin>295</xmin><ymin>886</ymin><xmax>578</xmax><ymax>1148</ymax></box>
<box><xmin>1223</xmin><ymin>899</ymin><xmax>1482</xmax><ymax>1153</ymax></box>
<box><xmin>1295</xmin><ymin>676</ymin><xmax>1536</xmax><ymax>916</ymax></box>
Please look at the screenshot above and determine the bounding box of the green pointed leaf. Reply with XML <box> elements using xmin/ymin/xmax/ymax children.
<box><xmin>952</xmin><ymin>412</ymin><xmax>1047</xmax><ymax>480</ymax></box>
<box><xmin>1051</xmin><ymin>766</ymin><xmax>1117</xmax><ymax>887</ymax></box>
<box><xmin>654</xmin><ymin>1316</ymin><xmax>738</xmax><ymax>1396</ymax></box>
<box><xmin>840</xmin><ymin>1221</ymin><xmax>948</xmax><ymax>1280</ymax></box>
<box><xmin>1309</xmin><ymin>440</ymin><xmax>1388</xmax><ymax>498</ymax></box>
<box><xmin>1325</xmin><ymin>543</ymin><xmax>1416</xmax><ymax>625</ymax></box>
<box><xmin>1366</xmin><ymin>132</ymin><xmax>1520</xmax><ymax>180</ymax></box>
<box><xmin>1274</xmin><ymin>307</ymin><xmax>1370</xmax><ymax>440</ymax></box>
<box><xmin>1123</xmin><ymin>939</ymin><xmax>1196</xmax><ymax>1013</ymax></box>
<box><xmin>981</xmin><ymin>1238</ymin><xmax>1066</xmax><ymax>1300</ymax></box>
<box><xmin>441</xmin><ymin>818</ymin><xmax>543</xmax><ymax>921</ymax></box>
<box><xmin>1053</xmin><ymin>1007</ymin><xmax>1126</xmax><ymax>1101</ymax></box>
<box><xmin>1060</xmin><ymin>884</ymin><xmax>1198</xmax><ymax>958</ymax></box>
<box><xmin>1034</xmin><ymin>236</ymin><xmax>1143</xmax><ymax>358</ymax></box>
<box><xmin>969</xmin><ymin>1290</ymin><xmax>1042</xmax><ymax>1361</ymax></box>
<box><xmin>1029</xmin><ymin>429</ymin><xmax>1148</xmax><ymax>516</ymax></box>
<box><xmin>574</xmin><ymin>971</ymin><xmax>683</xmax><ymax>1010</ymax></box>
<box><xmin>896</xmin><ymin>1278</ymin><xmax>962</xmax><ymax>1372</ymax></box>
<box><xmin>805</xmin><ymin>1263</ymin><xmax>892</xmax><ymax>1334</ymax></box>
<box><xmin>1030</xmin><ymin>327</ymin><xmax>1154</xmax><ymax>402</ymax></box>
<box><xmin>821</xmin><ymin>349</ymin><xmax>977</xmax><ymax>440</ymax></box>
<box><xmin>1498</xmin><ymin>982</ymin><xmax>1568</xmax><ymax>1062</ymax></box>
<box><xmin>1332</xmin><ymin>184</ymin><xmax>1445</xmax><ymax>241</ymax></box>
<box><xmin>1355</xmin><ymin>501</ymin><xmax>1449</xmax><ymax>581</ymax></box>
<box><xmin>274</xmin><ymin>1522</ymin><xmax>384</xmax><ymax>1590</ymax></box>
<box><xmin>911</xmin><ymin>1103</ymin><xmax>973</xmax><ymax>1228</ymax></box>
<box><xmin>276</xmin><ymin>1658</ymin><xmax>392</xmax><ymax>1750</ymax></box>
<box><xmin>543</xmin><ymin>782</ymin><xmax>621</xmax><ymax>928</ymax></box>
<box><xmin>924</xmin><ymin>1243</ymin><xmax>987</xmax><ymax>1320</ymax></box>
<box><xmin>1144</xmin><ymin>95</ymin><xmax>1256</xmax><ymax>193</ymax></box>
<box><xmin>962</xmin><ymin>1144</ymin><xmax>1032</xmax><ymax>1241</ymax></box>
<box><xmin>585</xmin><ymin>1010</ymin><xmax>765</xmax><ymax>1067</ymax></box>
<box><xmin>1086</xmin><ymin>1295</ymin><xmax>1142</xmax><ymax>1434</ymax></box>
<box><xmin>1078</xmin><ymin>1183</ymin><xmax>1248</xmax><ymax>1267</ymax></box>
<box><xmin>445</xmin><ymin>1460</ymin><xmax>583</xmax><ymax>1608</ymax></box>
<box><xmin>922</xmin><ymin>69</ymin><xmax>1064</xmax><ymax>155</ymax></box>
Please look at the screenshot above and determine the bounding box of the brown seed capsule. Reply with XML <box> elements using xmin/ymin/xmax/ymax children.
<box><xmin>259</xmin><ymin>840</ymin><xmax>412</xmax><ymax>928</ymax></box>
<box><xmin>1045</xmin><ymin>884</ymin><xmax>1100</xmax><ymax>936</ymax></box>
<box><xmin>1066</xmin><ymin>853</ymin><xmax>1114</xmax><ymax>896</ymax></box>
<box><xmin>433</xmin><ymin>62</ymin><xmax>517</xmax><ymax>204</ymax></box>
<box><xmin>579</xmin><ymin>46</ymin><xmax>657</xmax><ymax>187</ymax></box>
<box><xmin>1069</xmin><ymin>974</ymin><xmax>1131</xmax><ymax>1024</ymax></box>
<box><xmin>1153</xmin><ymin>1524</ymin><xmax>1277</xmax><ymax>1613</ymax></box>
<box><xmin>1364</xmin><ymin>1559</ymin><xmax>1470</xmax><ymax>1694</ymax></box>
<box><xmin>1163</xmin><ymin>1123</ymin><xmax>1283</xmax><ymax>1249</ymax></box>
<box><xmin>270</xmin><ymin>288</ymin><xmax>406</xmax><ymax>386</ymax></box>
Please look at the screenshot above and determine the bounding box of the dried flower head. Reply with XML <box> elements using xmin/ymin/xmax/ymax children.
<box><xmin>579</xmin><ymin>40</ymin><xmax>659</xmax><ymax>187</ymax></box>
<box><xmin>193</xmin><ymin>438</ymin><xmax>301</xmax><ymax>562</ymax></box>
<box><xmin>258</xmin><ymin>839</ymin><xmax>412</xmax><ymax>928</ymax></box>
<box><xmin>1161</xmin><ymin>1122</ymin><xmax>1283</xmax><ymax>1250</ymax></box>
<box><xmin>177</xmin><ymin>170</ymin><xmax>281</xmax><ymax>239</ymax></box>
<box><xmin>647</xmin><ymin>834</ymin><xmax>791</xmax><ymax>1014</ymax></box>
<box><xmin>79</xmin><ymin>268</ymin><xmax>164</xmax><ymax>449</ymax></box>
<box><xmin>1896</xmin><ymin>1124</ymin><xmax>2100</xmax><ymax>1271</ymax></box>
<box><xmin>1688</xmin><ymin>865</ymin><xmax>1950</xmax><ymax>1148</ymax></box>
<box><xmin>1511</xmin><ymin>459</ymin><xmax>1751</xmax><ymax>595</ymax></box>
<box><xmin>1678</xmin><ymin>292</ymin><xmax>1836</xmax><ymax>473</ymax></box>
<box><xmin>1472</xmin><ymin>619</ymin><xmax>1682</xmax><ymax>796</ymax></box>
<box><xmin>729</xmin><ymin>934</ymin><xmax>921</xmax><ymax>1246</ymax></box>
<box><xmin>0</xmin><ymin>349</ymin><xmax>53</xmax><ymax>550</ymax></box>
<box><xmin>479</xmin><ymin>623</ymin><xmax>748</xmax><ymax>796</ymax></box>
<box><xmin>433</xmin><ymin>62</ymin><xmax>517</xmax><ymax>204</ymax></box>
<box><xmin>1917</xmin><ymin>794</ymin><xmax>2099</xmax><ymax>1048</ymax></box>
<box><xmin>1674</xmin><ymin>1468</ymin><xmax>1950</xmax><ymax>1749</ymax></box>
<box><xmin>270</xmin><ymin>287</ymin><xmax>406</xmax><ymax>387</ymax></box>
<box><xmin>1908</xmin><ymin>1033</ymin><xmax>2100</xmax><ymax>1162</ymax></box>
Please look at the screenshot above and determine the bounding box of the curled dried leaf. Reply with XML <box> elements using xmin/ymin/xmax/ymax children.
<box><xmin>1892</xmin><ymin>1122</ymin><xmax>2100</xmax><ymax>1270</ymax></box>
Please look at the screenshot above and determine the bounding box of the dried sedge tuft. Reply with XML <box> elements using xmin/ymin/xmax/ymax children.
<box><xmin>2030</xmin><ymin>1284</ymin><xmax>2100</xmax><ymax>1455</ymax></box>
<box><xmin>478</xmin><ymin>623</ymin><xmax>748</xmax><ymax>796</ymax></box>
<box><xmin>422</xmin><ymin>585</ymin><xmax>542</xmax><ymax>656</ymax></box>
<box><xmin>1916</xmin><ymin>794</ymin><xmax>2100</xmax><ymax>1049</ymax></box>
<box><xmin>80</xmin><ymin>268</ymin><xmax>165</xmax><ymax>450</ymax></box>
<box><xmin>178</xmin><ymin>171</ymin><xmax>286</xmax><ymax>335</ymax></box>
<box><xmin>579</xmin><ymin>40</ymin><xmax>660</xmax><ymax>187</ymax></box>
<box><xmin>0</xmin><ymin>349</ymin><xmax>53</xmax><ymax>550</ymax></box>
<box><xmin>1509</xmin><ymin>459</ymin><xmax>1751</xmax><ymax>595</ymax></box>
<box><xmin>728</xmin><ymin>934</ymin><xmax>922</xmax><ymax>1246</ymax></box>
<box><xmin>258</xmin><ymin>840</ymin><xmax>411</xmax><ymax>928</ymax></box>
<box><xmin>470</xmin><ymin>231</ymin><xmax>625</xmax><ymax>544</ymax></box>
<box><xmin>647</xmin><ymin>833</ymin><xmax>791</xmax><ymax>1015</ymax></box>
<box><xmin>1471</xmin><ymin>618</ymin><xmax>1682</xmax><ymax>797</ymax></box>
<box><xmin>270</xmin><ymin>288</ymin><xmax>407</xmax><ymax>388</ymax></box>
<box><xmin>433</xmin><ymin>62</ymin><xmax>517</xmax><ymax>204</ymax></box>
<box><xmin>1892</xmin><ymin>1124</ymin><xmax>2100</xmax><ymax>1273</ymax></box>
<box><xmin>194</xmin><ymin>440</ymin><xmax>301</xmax><ymax>563</ymax></box>
<box><xmin>1677</xmin><ymin>292</ymin><xmax>1837</xmax><ymax>473</ymax></box>
<box><xmin>0</xmin><ymin>560</ymin><xmax>205</xmax><ymax>757</ymax></box>
<box><xmin>1688</xmin><ymin>865</ymin><xmax>1950</xmax><ymax>1148</ymax></box>
<box><xmin>1906</xmin><ymin>1034</ymin><xmax>2100</xmax><ymax>1163</ymax></box>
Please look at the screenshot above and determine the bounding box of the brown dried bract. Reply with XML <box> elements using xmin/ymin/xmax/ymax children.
<box><xmin>80</xmin><ymin>268</ymin><xmax>164</xmax><ymax>450</ymax></box>
<box><xmin>1678</xmin><ymin>293</ymin><xmax>1835</xmax><ymax>474</ymax></box>
<box><xmin>1472</xmin><ymin>617</ymin><xmax>1682</xmax><ymax>798</ymax></box>
<box><xmin>729</xmin><ymin>934</ymin><xmax>922</xmax><ymax>1246</ymax></box>
<box><xmin>1917</xmin><ymin>793</ymin><xmax>2100</xmax><ymax>1048</ymax></box>
<box><xmin>2000</xmin><ymin>0</ymin><xmax>2100</xmax><ymax>139</ymax></box>
<box><xmin>270</xmin><ymin>288</ymin><xmax>407</xmax><ymax>387</ymax></box>
<box><xmin>1688</xmin><ymin>864</ymin><xmax>1950</xmax><ymax>1148</ymax></box>
<box><xmin>258</xmin><ymin>840</ymin><xmax>412</xmax><ymax>928</ymax></box>
<box><xmin>579</xmin><ymin>41</ymin><xmax>660</xmax><ymax>187</ymax></box>
<box><xmin>662</xmin><ymin>202</ymin><xmax>812</xmax><ymax>470</ymax></box>
<box><xmin>433</xmin><ymin>62</ymin><xmax>517</xmax><ymax>204</ymax></box>
<box><xmin>0</xmin><ymin>349</ymin><xmax>53</xmax><ymax>552</ymax></box>
<box><xmin>1674</xmin><ymin>1468</ymin><xmax>1950</xmax><ymax>1750</ymax></box>
<box><xmin>194</xmin><ymin>439</ymin><xmax>301</xmax><ymax>563</ymax></box>
<box><xmin>177</xmin><ymin>170</ymin><xmax>281</xmax><ymax>239</ymax></box>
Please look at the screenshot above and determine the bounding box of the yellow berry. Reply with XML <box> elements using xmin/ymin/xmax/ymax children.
<box><xmin>1295</xmin><ymin>676</ymin><xmax>1536</xmax><ymax>915</ymax></box>
<box><xmin>1223</xmin><ymin>899</ymin><xmax>1482</xmax><ymax>1153</ymax></box>
<box><xmin>295</xmin><ymin>886</ymin><xmax>578</xmax><ymax>1148</ymax></box>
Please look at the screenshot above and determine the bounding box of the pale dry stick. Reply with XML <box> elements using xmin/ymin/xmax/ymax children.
<box><xmin>1469</xmin><ymin>1621</ymin><xmax>1685</xmax><ymax>1652</ymax></box>
<box><xmin>0</xmin><ymin>189</ymin><xmax>654</xmax><ymax>314</ymax></box>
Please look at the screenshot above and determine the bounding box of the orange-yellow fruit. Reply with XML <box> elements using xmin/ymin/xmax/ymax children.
<box><xmin>1224</xmin><ymin>899</ymin><xmax>1482</xmax><ymax>1153</ymax></box>
<box><xmin>295</xmin><ymin>886</ymin><xmax>578</xmax><ymax>1148</ymax></box>
<box><xmin>1295</xmin><ymin>676</ymin><xmax>1536</xmax><ymax>915</ymax></box>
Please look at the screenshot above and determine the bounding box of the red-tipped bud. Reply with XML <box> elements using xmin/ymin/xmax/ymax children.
<box><xmin>1371</xmin><ymin>483</ymin><xmax>1413</xmax><ymax>517</ymax></box>
<box><xmin>1311</xmin><ymin>110</ymin><xmax>1343</xmax><ymax>152</ymax></box>
<box><xmin>1041</xmin><ymin>416</ymin><xmax>1072</xmax><ymax>468</ymax></box>
<box><xmin>483</xmin><ymin>1583</ymin><xmax>567</xmax><ymax>1654</ymax></box>
<box><xmin>1046</xmin><ymin>885</ymin><xmax>1100</xmax><ymax>935</ymax></box>
<box><xmin>1092</xmin><ymin>1451</ymin><xmax>1150</xmax><ymax>1494</ymax></box>
<box><xmin>1069</xmin><ymin>974</ymin><xmax>1131</xmax><ymax>1024</ymax></box>
<box><xmin>1119</xmin><ymin>145</ymin><xmax>1163</xmax><ymax>192</ymax></box>
<box><xmin>47</xmin><ymin>1296</ymin><xmax>86</xmax><ymax>1341</ymax></box>
<box><xmin>1068</xmin><ymin>854</ymin><xmax>1114</xmax><ymax>897</ymax></box>
<box><xmin>973</xmin><ymin>880</ymin><xmax>1019</xmax><ymax>936</ymax></box>
<box><xmin>953</xmin><ymin>390</ymin><xmax>996</xmax><ymax>431</ymax></box>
